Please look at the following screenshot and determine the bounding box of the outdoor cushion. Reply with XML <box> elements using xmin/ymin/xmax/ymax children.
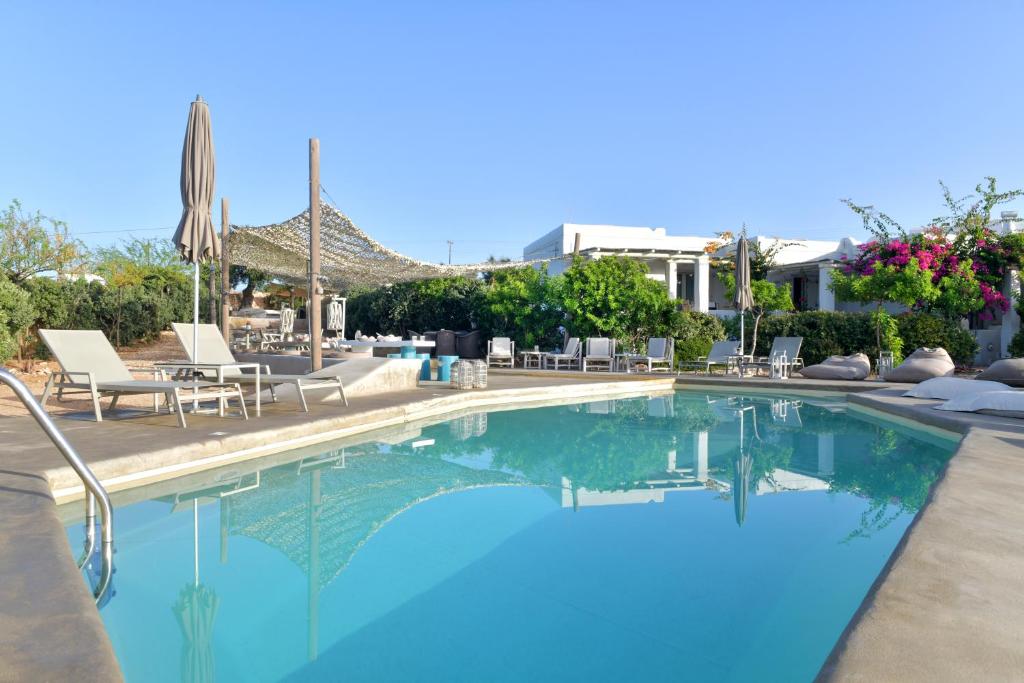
<box><xmin>904</xmin><ymin>376</ymin><xmax>1011</xmax><ymax>400</ymax></box>
<box><xmin>883</xmin><ymin>347</ymin><xmax>954</xmax><ymax>383</ymax></box>
<box><xmin>936</xmin><ymin>390</ymin><xmax>1024</xmax><ymax>419</ymax></box>
<box><xmin>798</xmin><ymin>353</ymin><xmax>870</xmax><ymax>380</ymax></box>
<box><xmin>975</xmin><ymin>358</ymin><xmax>1024</xmax><ymax>388</ymax></box>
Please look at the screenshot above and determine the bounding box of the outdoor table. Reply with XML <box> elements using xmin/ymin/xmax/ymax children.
<box><xmin>727</xmin><ymin>354</ymin><xmax>754</xmax><ymax>377</ymax></box>
<box><xmin>156</xmin><ymin>361</ymin><xmax>262</xmax><ymax>417</ymax></box>
<box><xmin>520</xmin><ymin>351</ymin><xmax>545</xmax><ymax>369</ymax></box>
<box><xmin>614</xmin><ymin>353</ymin><xmax>637</xmax><ymax>373</ymax></box>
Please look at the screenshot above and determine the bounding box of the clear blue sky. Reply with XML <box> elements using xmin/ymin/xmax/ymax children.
<box><xmin>3</xmin><ymin>1</ymin><xmax>1023</xmax><ymax>264</ymax></box>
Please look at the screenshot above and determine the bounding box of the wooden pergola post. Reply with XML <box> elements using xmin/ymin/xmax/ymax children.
<box><xmin>220</xmin><ymin>197</ymin><xmax>231</xmax><ymax>341</ymax></box>
<box><xmin>309</xmin><ymin>139</ymin><xmax>323</xmax><ymax>372</ymax></box>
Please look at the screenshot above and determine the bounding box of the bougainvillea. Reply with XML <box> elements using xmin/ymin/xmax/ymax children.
<box><xmin>836</xmin><ymin>178</ymin><xmax>1024</xmax><ymax>324</ymax></box>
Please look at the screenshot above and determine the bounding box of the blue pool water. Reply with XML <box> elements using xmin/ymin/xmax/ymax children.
<box><xmin>70</xmin><ymin>392</ymin><xmax>957</xmax><ymax>682</ymax></box>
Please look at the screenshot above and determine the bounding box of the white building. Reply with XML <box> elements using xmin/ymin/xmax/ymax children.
<box><xmin>522</xmin><ymin>223</ymin><xmax>860</xmax><ymax>315</ymax></box>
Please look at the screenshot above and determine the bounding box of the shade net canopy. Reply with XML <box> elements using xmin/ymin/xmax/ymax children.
<box><xmin>229</xmin><ymin>204</ymin><xmax>539</xmax><ymax>289</ymax></box>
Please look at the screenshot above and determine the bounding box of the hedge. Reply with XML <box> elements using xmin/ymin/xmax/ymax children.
<box><xmin>750</xmin><ymin>311</ymin><xmax>977</xmax><ymax>366</ymax></box>
<box><xmin>14</xmin><ymin>277</ymin><xmax>205</xmax><ymax>361</ymax></box>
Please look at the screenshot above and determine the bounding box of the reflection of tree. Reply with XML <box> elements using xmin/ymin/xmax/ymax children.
<box><xmin>830</xmin><ymin>425</ymin><xmax>951</xmax><ymax>540</ymax></box>
<box><xmin>402</xmin><ymin>397</ymin><xmax>722</xmax><ymax>492</ymax></box>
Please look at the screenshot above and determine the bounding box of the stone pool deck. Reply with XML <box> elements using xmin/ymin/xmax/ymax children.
<box><xmin>1</xmin><ymin>370</ymin><xmax>1022</xmax><ymax>681</ymax></box>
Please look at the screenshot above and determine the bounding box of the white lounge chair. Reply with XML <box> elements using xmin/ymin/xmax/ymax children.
<box><xmin>623</xmin><ymin>337</ymin><xmax>674</xmax><ymax>373</ymax></box>
<box><xmin>742</xmin><ymin>337</ymin><xmax>804</xmax><ymax>377</ymax></box>
<box><xmin>679</xmin><ymin>340</ymin><xmax>742</xmax><ymax>374</ymax></box>
<box><xmin>487</xmin><ymin>337</ymin><xmax>515</xmax><ymax>368</ymax></box>
<box><xmin>582</xmin><ymin>338</ymin><xmax>615</xmax><ymax>372</ymax></box>
<box><xmin>172</xmin><ymin>323</ymin><xmax>347</xmax><ymax>412</ymax></box>
<box><xmin>544</xmin><ymin>337</ymin><xmax>582</xmax><ymax>371</ymax></box>
<box><xmin>38</xmin><ymin>329</ymin><xmax>247</xmax><ymax>428</ymax></box>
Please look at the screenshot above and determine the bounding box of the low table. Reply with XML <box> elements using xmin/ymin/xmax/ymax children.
<box><xmin>156</xmin><ymin>361</ymin><xmax>262</xmax><ymax>416</ymax></box>
<box><xmin>520</xmin><ymin>351</ymin><xmax>545</xmax><ymax>369</ymax></box>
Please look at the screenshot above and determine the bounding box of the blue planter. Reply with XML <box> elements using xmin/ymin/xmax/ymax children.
<box><xmin>437</xmin><ymin>355</ymin><xmax>459</xmax><ymax>382</ymax></box>
<box><xmin>417</xmin><ymin>353</ymin><xmax>432</xmax><ymax>381</ymax></box>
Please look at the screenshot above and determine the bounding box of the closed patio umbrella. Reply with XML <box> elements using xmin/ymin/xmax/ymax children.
<box><xmin>733</xmin><ymin>234</ymin><xmax>754</xmax><ymax>364</ymax></box>
<box><xmin>173</xmin><ymin>96</ymin><xmax>219</xmax><ymax>367</ymax></box>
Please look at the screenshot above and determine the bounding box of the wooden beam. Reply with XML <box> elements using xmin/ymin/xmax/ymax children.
<box><xmin>309</xmin><ymin>139</ymin><xmax>323</xmax><ymax>372</ymax></box>
<box><xmin>220</xmin><ymin>198</ymin><xmax>230</xmax><ymax>341</ymax></box>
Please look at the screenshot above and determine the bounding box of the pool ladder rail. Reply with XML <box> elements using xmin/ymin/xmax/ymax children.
<box><xmin>0</xmin><ymin>368</ymin><xmax>113</xmax><ymax>604</ymax></box>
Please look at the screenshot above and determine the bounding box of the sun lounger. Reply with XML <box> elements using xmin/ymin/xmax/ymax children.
<box><xmin>741</xmin><ymin>337</ymin><xmax>804</xmax><ymax>377</ymax></box>
<box><xmin>172</xmin><ymin>323</ymin><xmax>347</xmax><ymax>412</ymax></box>
<box><xmin>582</xmin><ymin>337</ymin><xmax>615</xmax><ymax>372</ymax></box>
<box><xmin>487</xmin><ymin>337</ymin><xmax>515</xmax><ymax>368</ymax></box>
<box><xmin>678</xmin><ymin>340</ymin><xmax>742</xmax><ymax>374</ymax></box>
<box><xmin>544</xmin><ymin>337</ymin><xmax>581</xmax><ymax>370</ymax></box>
<box><xmin>38</xmin><ymin>329</ymin><xmax>247</xmax><ymax>428</ymax></box>
<box><xmin>622</xmin><ymin>337</ymin><xmax>674</xmax><ymax>373</ymax></box>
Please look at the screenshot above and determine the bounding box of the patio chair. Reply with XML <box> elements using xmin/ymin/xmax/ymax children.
<box><xmin>544</xmin><ymin>337</ymin><xmax>581</xmax><ymax>370</ymax></box>
<box><xmin>741</xmin><ymin>337</ymin><xmax>804</xmax><ymax>377</ymax></box>
<box><xmin>487</xmin><ymin>337</ymin><xmax>515</xmax><ymax>368</ymax></box>
<box><xmin>582</xmin><ymin>337</ymin><xmax>615</xmax><ymax>372</ymax></box>
<box><xmin>37</xmin><ymin>329</ymin><xmax>247</xmax><ymax>428</ymax></box>
<box><xmin>623</xmin><ymin>337</ymin><xmax>674</xmax><ymax>373</ymax></box>
<box><xmin>678</xmin><ymin>340</ymin><xmax>742</xmax><ymax>374</ymax></box>
<box><xmin>435</xmin><ymin>329</ymin><xmax>457</xmax><ymax>357</ymax></box>
<box><xmin>172</xmin><ymin>323</ymin><xmax>347</xmax><ymax>412</ymax></box>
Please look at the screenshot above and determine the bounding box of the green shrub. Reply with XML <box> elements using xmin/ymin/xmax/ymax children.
<box><xmin>347</xmin><ymin>277</ymin><xmax>485</xmax><ymax>336</ymax></box>
<box><xmin>895</xmin><ymin>313</ymin><xmax>977</xmax><ymax>365</ymax></box>
<box><xmin>1008</xmin><ymin>330</ymin><xmax>1024</xmax><ymax>357</ymax></box>
<box><xmin>671</xmin><ymin>311</ymin><xmax>726</xmax><ymax>361</ymax></box>
<box><xmin>0</xmin><ymin>278</ymin><xmax>36</xmax><ymax>363</ymax></box>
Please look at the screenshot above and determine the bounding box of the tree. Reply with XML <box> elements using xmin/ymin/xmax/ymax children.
<box><xmin>0</xmin><ymin>200</ymin><xmax>87</xmax><ymax>283</ymax></box>
<box><xmin>480</xmin><ymin>265</ymin><xmax>563</xmax><ymax>349</ymax></box>
<box><xmin>229</xmin><ymin>265</ymin><xmax>272</xmax><ymax>309</ymax></box>
<box><xmin>829</xmin><ymin>259</ymin><xmax>940</xmax><ymax>359</ymax></box>
<box><xmin>0</xmin><ymin>278</ymin><xmax>37</xmax><ymax>365</ymax></box>
<box><xmin>721</xmin><ymin>273</ymin><xmax>794</xmax><ymax>354</ymax></box>
<box><xmin>557</xmin><ymin>256</ymin><xmax>675</xmax><ymax>350</ymax></box>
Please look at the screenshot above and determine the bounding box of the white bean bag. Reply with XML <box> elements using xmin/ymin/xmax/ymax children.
<box><xmin>936</xmin><ymin>390</ymin><xmax>1024</xmax><ymax>419</ymax></box>
<box><xmin>903</xmin><ymin>376</ymin><xmax>1011</xmax><ymax>400</ymax></box>
<box><xmin>975</xmin><ymin>358</ymin><xmax>1024</xmax><ymax>388</ymax></box>
<box><xmin>799</xmin><ymin>353</ymin><xmax>871</xmax><ymax>380</ymax></box>
<box><xmin>883</xmin><ymin>347</ymin><xmax>954</xmax><ymax>383</ymax></box>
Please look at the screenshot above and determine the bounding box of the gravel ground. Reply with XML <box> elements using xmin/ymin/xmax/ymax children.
<box><xmin>0</xmin><ymin>331</ymin><xmax>189</xmax><ymax>417</ymax></box>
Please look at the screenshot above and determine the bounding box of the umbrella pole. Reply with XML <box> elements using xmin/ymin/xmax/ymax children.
<box><xmin>738</xmin><ymin>312</ymin><xmax>745</xmax><ymax>377</ymax></box>
<box><xmin>193</xmin><ymin>262</ymin><xmax>201</xmax><ymax>409</ymax></box>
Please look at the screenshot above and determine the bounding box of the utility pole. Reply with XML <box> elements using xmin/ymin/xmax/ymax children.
<box><xmin>447</xmin><ymin>240</ymin><xmax>453</xmax><ymax>265</ymax></box>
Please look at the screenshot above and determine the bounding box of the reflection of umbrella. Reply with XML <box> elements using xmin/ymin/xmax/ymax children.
<box><xmin>733</xmin><ymin>405</ymin><xmax>754</xmax><ymax>526</ymax></box>
<box><xmin>173</xmin><ymin>96</ymin><xmax>219</xmax><ymax>367</ymax></box>
<box><xmin>173</xmin><ymin>582</ymin><xmax>219</xmax><ymax>683</ymax></box>
<box><xmin>733</xmin><ymin>234</ymin><xmax>754</xmax><ymax>361</ymax></box>
<box><xmin>171</xmin><ymin>498</ymin><xmax>219</xmax><ymax>682</ymax></box>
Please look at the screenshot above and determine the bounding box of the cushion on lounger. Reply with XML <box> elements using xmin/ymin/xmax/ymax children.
<box><xmin>903</xmin><ymin>376</ymin><xmax>1011</xmax><ymax>400</ymax></box>
<box><xmin>883</xmin><ymin>347</ymin><xmax>954</xmax><ymax>383</ymax></box>
<box><xmin>975</xmin><ymin>358</ymin><xmax>1024</xmax><ymax>388</ymax></box>
<box><xmin>798</xmin><ymin>353</ymin><xmax>871</xmax><ymax>380</ymax></box>
<box><xmin>936</xmin><ymin>390</ymin><xmax>1024</xmax><ymax>418</ymax></box>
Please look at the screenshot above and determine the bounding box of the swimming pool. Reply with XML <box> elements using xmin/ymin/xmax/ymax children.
<box><xmin>70</xmin><ymin>391</ymin><xmax>957</xmax><ymax>682</ymax></box>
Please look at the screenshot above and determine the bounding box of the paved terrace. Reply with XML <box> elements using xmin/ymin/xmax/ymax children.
<box><xmin>1</xmin><ymin>370</ymin><xmax>1022</xmax><ymax>681</ymax></box>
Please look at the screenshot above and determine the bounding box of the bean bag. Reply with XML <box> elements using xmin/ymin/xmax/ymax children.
<box><xmin>975</xmin><ymin>358</ymin><xmax>1024</xmax><ymax>388</ymax></box>
<box><xmin>799</xmin><ymin>353</ymin><xmax>871</xmax><ymax>380</ymax></box>
<box><xmin>936</xmin><ymin>390</ymin><xmax>1024</xmax><ymax>419</ymax></box>
<box><xmin>883</xmin><ymin>347</ymin><xmax>954</xmax><ymax>383</ymax></box>
<box><xmin>904</xmin><ymin>376</ymin><xmax>1011</xmax><ymax>400</ymax></box>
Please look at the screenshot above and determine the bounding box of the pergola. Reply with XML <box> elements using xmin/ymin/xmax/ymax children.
<box><xmin>228</xmin><ymin>203</ymin><xmax>537</xmax><ymax>289</ymax></box>
<box><xmin>217</xmin><ymin>139</ymin><xmax>541</xmax><ymax>372</ymax></box>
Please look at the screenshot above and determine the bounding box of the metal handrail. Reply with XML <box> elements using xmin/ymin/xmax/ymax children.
<box><xmin>0</xmin><ymin>369</ymin><xmax>113</xmax><ymax>604</ymax></box>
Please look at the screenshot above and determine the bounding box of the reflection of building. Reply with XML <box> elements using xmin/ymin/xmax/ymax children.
<box><xmin>560</xmin><ymin>432</ymin><xmax>712</xmax><ymax>509</ymax></box>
